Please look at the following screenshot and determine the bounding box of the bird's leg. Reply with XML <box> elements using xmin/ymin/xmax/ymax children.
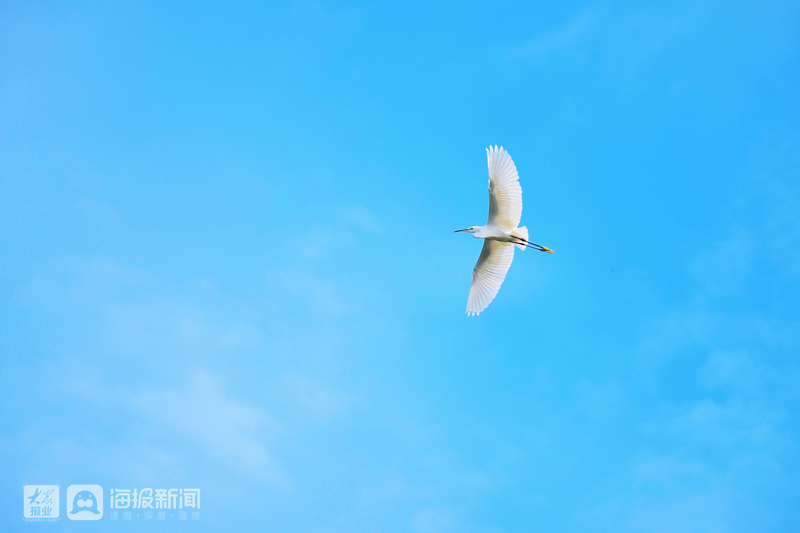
<box><xmin>514</xmin><ymin>240</ymin><xmax>541</xmax><ymax>250</ymax></box>
<box><xmin>512</xmin><ymin>237</ymin><xmax>554</xmax><ymax>253</ymax></box>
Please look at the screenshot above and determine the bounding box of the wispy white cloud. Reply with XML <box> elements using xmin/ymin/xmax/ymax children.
<box><xmin>625</xmin><ymin>489</ymin><xmax>732</xmax><ymax>533</ymax></box>
<box><xmin>7</xmin><ymin>255</ymin><xmax>366</xmax><ymax>492</ymax></box>
<box><xmin>337</xmin><ymin>205</ymin><xmax>383</xmax><ymax>235</ymax></box>
<box><xmin>133</xmin><ymin>372</ymin><xmax>287</xmax><ymax>485</ymax></box>
<box><xmin>410</xmin><ymin>508</ymin><xmax>455</xmax><ymax>533</ymax></box>
<box><xmin>584</xmin><ymin>129</ymin><xmax>800</xmax><ymax>530</ymax></box>
<box><xmin>283</xmin><ymin>374</ymin><xmax>353</xmax><ymax>420</ymax></box>
<box><xmin>635</xmin><ymin>309</ymin><xmax>724</xmax><ymax>369</ymax></box>
<box><xmin>14</xmin><ymin>256</ymin><xmax>261</xmax><ymax>362</ymax></box>
<box><xmin>8</xmin><ymin>367</ymin><xmax>288</xmax><ymax>488</ymax></box>
<box><xmin>265</xmin><ymin>269</ymin><xmax>363</xmax><ymax>316</ymax></box>
<box><xmin>750</xmin><ymin>131</ymin><xmax>800</xmax><ymax>275</ymax></box>
<box><xmin>697</xmin><ymin>348</ymin><xmax>770</xmax><ymax>395</ymax></box>
<box><xmin>302</xmin><ymin>204</ymin><xmax>383</xmax><ymax>258</ymax></box>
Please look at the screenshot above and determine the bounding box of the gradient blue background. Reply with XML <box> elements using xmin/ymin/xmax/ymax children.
<box><xmin>2</xmin><ymin>1</ymin><xmax>799</xmax><ymax>531</ymax></box>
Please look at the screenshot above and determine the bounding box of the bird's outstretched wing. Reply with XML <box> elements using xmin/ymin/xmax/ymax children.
<box><xmin>486</xmin><ymin>146</ymin><xmax>522</xmax><ymax>230</ymax></box>
<box><xmin>467</xmin><ymin>239</ymin><xmax>515</xmax><ymax>315</ymax></box>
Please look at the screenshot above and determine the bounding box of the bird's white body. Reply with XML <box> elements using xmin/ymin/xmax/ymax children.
<box><xmin>470</xmin><ymin>224</ymin><xmax>523</xmax><ymax>242</ymax></box>
<box><xmin>456</xmin><ymin>146</ymin><xmax>553</xmax><ymax>316</ymax></box>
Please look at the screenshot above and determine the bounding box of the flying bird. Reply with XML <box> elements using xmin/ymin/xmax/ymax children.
<box><xmin>455</xmin><ymin>146</ymin><xmax>553</xmax><ymax>316</ymax></box>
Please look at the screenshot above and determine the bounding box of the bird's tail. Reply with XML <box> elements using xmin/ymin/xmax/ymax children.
<box><xmin>512</xmin><ymin>226</ymin><xmax>528</xmax><ymax>250</ymax></box>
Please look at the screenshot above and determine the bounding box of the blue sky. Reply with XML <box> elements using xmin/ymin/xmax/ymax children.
<box><xmin>2</xmin><ymin>1</ymin><xmax>799</xmax><ymax>531</ymax></box>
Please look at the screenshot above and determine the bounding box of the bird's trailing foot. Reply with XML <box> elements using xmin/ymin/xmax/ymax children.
<box><xmin>512</xmin><ymin>236</ymin><xmax>554</xmax><ymax>253</ymax></box>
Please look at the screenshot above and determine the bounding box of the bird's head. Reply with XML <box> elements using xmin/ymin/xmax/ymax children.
<box><xmin>454</xmin><ymin>227</ymin><xmax>477</xmax><ymax>233</ymax></box>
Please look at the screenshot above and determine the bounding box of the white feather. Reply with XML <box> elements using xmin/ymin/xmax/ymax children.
<box><xmin>486</xmin><ymin>145</ymin><xmax>523</xmax><ymax>231</ymax></box>
<box><xmin>466</xmin><ymin>239</ymin><xmax>515</xmax><ymax>316</ymax></box>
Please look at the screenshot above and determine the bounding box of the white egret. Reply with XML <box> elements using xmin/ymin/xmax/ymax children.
<box><xmin>456</xmin><ymin>146</ymin><xmax>554</xmax><ymax>316</ymax></box>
